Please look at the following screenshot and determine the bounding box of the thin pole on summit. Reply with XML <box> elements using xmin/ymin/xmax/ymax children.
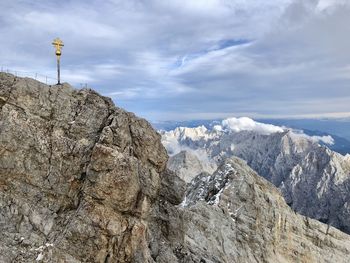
<box><xmin>52</xmin><ymin>38</ymin><xmax>64</xmax><ymax>85</ymax></box>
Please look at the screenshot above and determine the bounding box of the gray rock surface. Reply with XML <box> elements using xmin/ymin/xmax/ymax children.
<box><xmin>1</xmin><ymin>73</ymin><xmax>350</xmax><ymax>263</ymax></box>
<box><xmin>0</xmin><ymin>73</ymin><xmax>167</xmax><ymax>262</ymax></box>
<box><xmin>167</xmin><ymin>150</ymin><xmax>216</xmax><ymax>183</ymax></box>
<box><xmin>153</xmin><ymin>157</ymin><xmax>350</xmax><ymax>263</ymax></box>
<box><xmin>162</xmin><ymin>125</ymin><xmax>350</xmax><ymax>234</ymax></box>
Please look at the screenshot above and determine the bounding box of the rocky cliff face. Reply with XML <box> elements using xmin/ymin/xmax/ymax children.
<box><xmin>0</xmin><ymin>73</ymin><xmax>167</xmax><ymax>262</ymax></box>
<box><xmin>162</xmin><ymin>125</ymin><xmax>350</xmax><ymax>234</ymax></box>
<box><xmin>151</xmin><ymin>158</ymin><xmax>350</xmax><ymax>263</ymax></box>
<box><xmin>1</xmin><ymin>73</ymin><xmax>350</xmax><ymax>263</ymax></box>
<box><xmin>167</xmin><ymin>150</ymin><xmax>216</xmax><ymax>183</ymax></box>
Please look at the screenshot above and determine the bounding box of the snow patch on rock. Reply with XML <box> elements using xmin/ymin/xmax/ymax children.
<box><xmin>161</xmin><ymin>117</ymin><xmax>350</xmax><ymax>234</ymax></box>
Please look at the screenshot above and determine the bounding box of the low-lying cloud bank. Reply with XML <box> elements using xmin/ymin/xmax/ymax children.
<box><xmin>214</xmin><ymin>117</ymin><xmax>335</xmax><ymax>145</ymax></box>
<box><xmin>214</xmin><ymin>117</ymin><xmax>284</xmax><ymax>135</ymax></box>
<box><xmin>290</xmin><ymin>131</ymin><xmax>335</xmax><ymax>145</ymax></box>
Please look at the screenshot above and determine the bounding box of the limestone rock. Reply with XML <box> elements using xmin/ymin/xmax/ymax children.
<box><xmin>167</xmin><ymin>150</ymin><xmax>216</xmax><ymax>183</ymax></box>
<box><xmin>0</xmin><ymin>73</ymin><xmax>167</xmax><ymax>262</ymax></box>
<box><xmin>162</xmin><ymin>125</ymin><xmax>350</xmax><ymax>234</ymax></box>
<box><xmin>2</xmin><ymin>73</ymin><xmax>350</xmax><ymax>263</ymax></box>
<box><xmin>153</xmin><ymin>157</ymin><xmax>350</xmax><ymax>263</ymax></box>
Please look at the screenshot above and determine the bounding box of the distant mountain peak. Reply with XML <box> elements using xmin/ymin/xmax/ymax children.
<box><xmin>162</xmin><ymin>118</ymin><xmax>350</xmax><ymax>234</ymax></box>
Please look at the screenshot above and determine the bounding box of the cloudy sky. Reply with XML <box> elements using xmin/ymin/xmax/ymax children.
<box><xmin>1</xmin><ymin>0</ymin><xmax>349</xmax><ymax>121</ymax></box>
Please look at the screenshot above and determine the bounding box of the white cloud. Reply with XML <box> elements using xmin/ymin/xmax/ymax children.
<box><xmin>1</xmin><ymin>0</ymin><xmax>350</xmax><ymax>121</ymax></box>
<box><xmin>290</xmin><ymin>130</ymin><xmax>335</xmax><ymax>145</ymax></box>
<box><xmin>316</xmin><ymin>0</ymin><xmax>349</xmax><ymax>11</ymax></box>
<box><xmin>219</xmin><ymin>117</ymin><xmax>285</xmax><ymax>135</ymax></box>
<box><xmin>310</xmin><ymin>135</ymin><xmax>335</xmax><ymax>145</ymax></box>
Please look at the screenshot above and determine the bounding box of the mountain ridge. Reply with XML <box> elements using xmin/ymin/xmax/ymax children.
<box><xmin>162</xmin><ymin>119</ymin><xmax>350</xmax><ymax>234</ymax></box>
<box><xmin>1</xmin><ymin>73</ymin><xmax>350</xmax><ymax>262</ymax></box>
<box><xmin>155</xmin><ymin>157</ymin><xmax>350</xmax><ymax>263</ymax></box>
<box><xmin>155</xmin><ymin>118</ymin><xmax>350</xmax><ymax>155</ymax></box>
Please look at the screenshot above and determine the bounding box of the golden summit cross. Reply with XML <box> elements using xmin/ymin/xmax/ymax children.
<box><xmin>52</xmin><ymin>38</ymin><xmax>64</xmax><ymax>56</ymax></box>
<box><xmin>52</xmin><ymin>38</ymin><xmax>64</xmax><ymax>84</ymax></box>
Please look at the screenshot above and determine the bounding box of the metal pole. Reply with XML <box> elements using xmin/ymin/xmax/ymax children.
<box><xmin>52</xmin><ymin>38</ymin><xmax>64</xmax><ymax>85</ymax></box>
<box><xmin>57</xmin><ymin>56</ymin><xmax>61</xmax><ymax>85</ymax></box>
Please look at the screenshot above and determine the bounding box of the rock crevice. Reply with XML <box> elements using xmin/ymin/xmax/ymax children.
<box><xmin>0</xmin><ymin>73</ymin><xmax>167</xmax><ymax>262</ymax></box>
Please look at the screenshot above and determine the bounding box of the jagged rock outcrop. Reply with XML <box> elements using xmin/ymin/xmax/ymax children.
<box><xmin>1</xmin><ymin>73</ymin><xmax>350</xmax><ymax>263</ymax></box>
<box><xmin>162</xmin><ymin>125</ymin><xmax>350</xmax><ymax>234</ymax></box>
<box><xmin>0</xmin><ymin>73</ymin><xmax>167</xmax><ymax>262</ymax></box>
<box><xmin>167</xmin><ymin>150</ymin><xmax>216</xmax><ymax>183</ymax></box>
<box><xmin>153</xmin><ymin>157</ymin><xmax>350</xmax><ymax>263</ymax></box>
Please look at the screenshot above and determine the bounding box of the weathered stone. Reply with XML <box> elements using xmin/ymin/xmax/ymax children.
<box><xmin>162</xmin><ymin>125</ymin><xmax>350</xmax><ymax>234</ymax></box>
<box><xmin>2</xmin><ymin>73</ymin><xmax>350</xmax><ymax>263</ymax></box>
<box><xmin>152</xmin><ymin>157</ymin><xmax>350</xmax><ymax>263</ymax></box>
<box><xmin>0</xmin><ymin>73</ymin><xmax>167</xmax><ymax>262</ymax></box>
<box><xmin>167</xmin><ymin>150</ymin><xmax>216</xmax><ymax>183</ymax></box>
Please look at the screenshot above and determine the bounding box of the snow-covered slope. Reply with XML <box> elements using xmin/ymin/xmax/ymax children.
<box><xmin>161</xmin><ymin>117</ymin><xmax>350</xmax><ymax>234</ymax></box>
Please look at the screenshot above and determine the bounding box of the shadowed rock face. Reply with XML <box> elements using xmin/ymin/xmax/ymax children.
<box><xmin>152</xmin><ymin>158</ymin><xmax>350</xmax><ymax>263</ymax></box>
<box><xmin>167</xmin><ymin>150</ymin><xmax>216</xmax><ymax>183</ymax></box>
<box><xmin>1</xmin><ymin>73</ymin><xmax>350</xmax><ymax>263</ymax></box>
<box><xmin>0</xmin><ymin>73</ymin><xmax>167</xmax><ymax>262</ymax></box>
